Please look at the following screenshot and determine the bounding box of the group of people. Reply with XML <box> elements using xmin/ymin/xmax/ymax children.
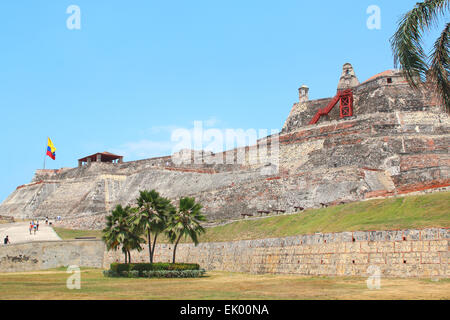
<box><xmin>29</xmin><ymin>221</ymin><xmax>39</xmax><ymax>235</ymax></box>
<box><xmin>2</xmin><ymin>217</ymin><xmax>54</xmax><ymax>246</ymax></box>
<box><xmin>29</xmin><ymin>217</ymin><xmax>52</xmax><ymax>235</ymax></box>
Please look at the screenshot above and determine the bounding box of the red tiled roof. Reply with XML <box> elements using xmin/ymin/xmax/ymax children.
<box><xmin>78</xmin><ymin>152</ymin><xmax>123</xmax><ymax>162</ymax></box>
<box><xmin>362</xmin><ymin>70</ymin><xmax>397</xmax><ymax>84</ymax></box>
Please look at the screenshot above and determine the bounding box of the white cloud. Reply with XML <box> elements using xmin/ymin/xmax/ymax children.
<box><xmin>204</xmin><ymin>116</ymin><xmax>220</xmax><ymax>127</ymax></box>
<box><xmin>139</xmin><ymin>125</ymin><xmax>180</xmax><ymax>135</ymax></box>
<box><xmin>111</xmin><ymin>139</ymin><xmax>175</xmax><ymax>160</ymax></box>
<box><xmin>113</xmin><ymin>117</ymin><xmax>278</xmax><ymax>161</ymax></box>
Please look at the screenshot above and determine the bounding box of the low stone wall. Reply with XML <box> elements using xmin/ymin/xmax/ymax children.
<box><xmin>1</xmin><ymin>228</ymin><xmax>448</xmax><ymax>278</ymax></box>
<box><xmin>0</xmin><ymin>240</ymin><xmax>105</xmax><ymax>273</ymax></box>
<box><xmin>107</xmin><ymin>228</ymin><xmax>449</xmax><ymax>278</ymax></box>
<box><xmin>0</xmin><ymin>215</ymin><xmax>14</xmax><ymax>223</ymax></box>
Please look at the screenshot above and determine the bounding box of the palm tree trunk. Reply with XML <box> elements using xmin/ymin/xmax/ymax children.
<box><xmin>172</xmin><ymin>234</ymin><xmax>182</xmax><ymax>264</ymax></box>
<box><xmin>151</xmin><ymin>233</ymin><xmax>158</xmax><ymax>263</ymax></box>
<box><xmin>124</xmin><ymin>251</ymin><xmax>128</xmax><ymax>264</ymax></box>
<box><xmin>147</xmin><ymin>230</ymin><xmax>152</xmax><ymax>264</ymax></box>
<box><xmin>128</xmin><ymin>250</ymin><xmax>131</xmax><ymax>264</ymax></box>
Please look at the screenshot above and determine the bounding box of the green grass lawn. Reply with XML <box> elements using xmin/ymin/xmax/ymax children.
<box><xmin>53</xmin><ymin>228</ymin><xmax>103</xmax><ymax>240</ymax></box>
<box><xmin>54</xmin><ymin>192</ymin><xmax>450</xmax><ymax>242</ymax></box>
<box><xmin>0</xmin><ymin>268</ymin><xmax>448</xmax><ymax>300</ymax></box>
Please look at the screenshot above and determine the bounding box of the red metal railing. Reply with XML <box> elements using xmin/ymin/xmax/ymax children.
<box><xmin>309</xmin><ymin>89</ymin><xmax>354</xmax><ymax>125</ymax></box>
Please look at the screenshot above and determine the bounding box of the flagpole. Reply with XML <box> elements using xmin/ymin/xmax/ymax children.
<box><xmin>43</xmin><ymin>138</ymin><xmax>47</xmax><ymax>170</ymax></box>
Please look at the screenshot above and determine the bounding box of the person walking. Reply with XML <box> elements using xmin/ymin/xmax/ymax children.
<box><xmin>4</xmin><ymin>235</ymin><xmax>10</xmax><ymax>245</ymax></box>
<box><xmin>37</xmin><ymin>221</ymin><xmax>40</xmax><ymax>231</ymax></box>
<box><xmin>33</xmin><ymin>223</ymin><xmax>37</xmax><ymax>235</ymax></box>
<box><xmin>29</xmin><ymin>222</ymin><xmax>33</xmax><ymax>235</ymax></box>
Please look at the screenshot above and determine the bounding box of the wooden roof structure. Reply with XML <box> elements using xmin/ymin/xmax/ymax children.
<box><xmin>78</xmin><ymin>151</ymin><xmax>123</xmax><ymax>165</ymax></box>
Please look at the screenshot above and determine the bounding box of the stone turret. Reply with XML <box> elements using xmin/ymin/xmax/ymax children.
<box><xmin>298</xmin><ymin>85</ymin><xmax>309</xmax><ymax>103</ymax></box>
<box><xmin>337</xmin><ymin>63</ymin><xmax>360</xmax><ymax>90</ymax></box>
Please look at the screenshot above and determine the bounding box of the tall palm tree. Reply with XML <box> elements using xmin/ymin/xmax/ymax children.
<box><xmin>391</xmin><ymin>0</ymin><xmax>449</xmax><ymax>113</ymax></box>
<box><xmin>102</xmin><ymin>205</ymin><xmax>144</xmax><ymax>263</ymax></box>
<box><xmin>166</xmin><ymin>197</ymin><xmax>206</xmax><ymax>264</ymax></box>
<box><xmin>133</xmin><ymin>190</ymin><xmax>173</xmax><ymax>263</ymax></box>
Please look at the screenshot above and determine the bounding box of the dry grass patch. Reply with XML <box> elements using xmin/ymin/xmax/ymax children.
<box><xmin>0</xmin><ymin>269</ymin><xmax>448</xmax><ymax>300</ymax></box>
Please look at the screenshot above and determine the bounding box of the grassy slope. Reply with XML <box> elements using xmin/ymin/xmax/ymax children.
<box><xmin>201</xmin><ymin>192</ymin><xmax>450</xmax><ymax>242</ymax></box>
<box><xmin>54</xmin><ymin>192</ymin><xmax>450</xmax><ymax>242</ymax></box>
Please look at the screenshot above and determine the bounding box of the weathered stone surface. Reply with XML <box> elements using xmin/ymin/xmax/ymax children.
<box><xmin>2</xmin><ymin>228</ymin><xmax>446</xmax><ymax>278</ymax></box>
<box><xmin>0</xmin><ymin>240</ymin><xmax>105</xmax><ymax>272</ymax></box>
<box><xmin>0</xmin><ymin>67</ymin><xmax>448</xmax><ymax>229</ymax></box>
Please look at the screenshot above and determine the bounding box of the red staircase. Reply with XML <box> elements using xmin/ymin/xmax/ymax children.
<box><xmin>308</xmin><ymin>89</ymin><xmax>354</xmax><ymax>125</ymax></box>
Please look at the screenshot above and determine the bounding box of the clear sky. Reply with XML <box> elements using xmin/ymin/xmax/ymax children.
<box><xmin>0</xmin><ymin>0</ymin><xmax>444</xmax><ymax>202</ymax></box>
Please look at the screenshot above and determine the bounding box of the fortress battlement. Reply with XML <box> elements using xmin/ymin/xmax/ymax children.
<box><xmin>1</xmin><ymin>64</ymin><xmax>448</xmax><ymax>229</ymax></box>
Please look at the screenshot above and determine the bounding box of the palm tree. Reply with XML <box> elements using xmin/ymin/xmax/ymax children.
<box><xmin>102</xmin><ymin>205</ymin><xmax>144</xmax><ymax>263</ymax></box>
<box><xmin>133</xmin><ymin>190</ymin><xmax>173</xmax><ymax>263</ymax></box>
<box><xmin>166</xmin><ymin>197</ymin><xmax>206</xmax><ymax>264</ymax></box>
<box><xmin>391</xmin><ymin>0</ymin><xmax>449</xmax><ymax>113</ymax></box>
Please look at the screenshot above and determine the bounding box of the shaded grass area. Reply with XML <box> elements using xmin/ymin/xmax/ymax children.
<box><xmin>53</xmin><ymin>228</ymin><xmax>102</xmax><ymax>240</ymax></box>
<box><xmin>54</xmin><ymin>192</ymin><xmax>450</xmax><ymax>243</ymax></box>
<box><xmin>0</xmin><ymin>269</ymin><xmax>448</xmax><ymax>300</ymax></box>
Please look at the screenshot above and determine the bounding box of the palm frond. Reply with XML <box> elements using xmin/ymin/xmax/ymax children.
<box><xmin>391</xmin><ymin>0</ymin><xmax>449</xmax><ymax>87</ymax></box>
<box><xmin>429</xmin><ymin>22</ymin><xmax>450</xmax><ymax>112</ymax></box>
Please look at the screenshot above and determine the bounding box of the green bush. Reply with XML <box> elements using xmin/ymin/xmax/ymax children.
<box><xmin>143</xmin><ymin>270</ymin><xmax>206</xmax><ymax>278</ymax></box>
<box><xmin>104</xmin><ymin>266</ymin><xmax>205</xmax><ymax>278</ymax></box>
<box><xmin>103</xmin><ymin>270</ymin><xmax>119</xmax><ymax>278</ymax></box>
<box><xmin>110</xmin><ymin>262</ymin><xmax>200</xmax><ymax>275</ymax></box>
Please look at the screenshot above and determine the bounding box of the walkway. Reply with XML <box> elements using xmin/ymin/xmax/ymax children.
<box><xmin>0</xmin><ymin>222</ymin><xmax>61</xmax><ymax>245</ymax></box>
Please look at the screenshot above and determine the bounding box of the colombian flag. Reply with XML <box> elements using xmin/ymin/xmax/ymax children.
<box><xmin>46</xmin><ymin>137</ymin><xmax>56</xmax><ymax>160</ymax></box>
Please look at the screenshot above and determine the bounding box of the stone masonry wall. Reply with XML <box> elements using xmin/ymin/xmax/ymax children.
<box><xmin>105</xmin><ymin>228</ymin><xmax>449</xmax><ymax>278</ymax></box>
<box><xmin>1</xmin><ymin>108</ymin><xmax>448</xmax><ymax>228</ymax></box>
<box><xmin>0</xmin><ymin>240</ymin><xmax>105</xmax><ymax>273</ymax></box>
<box><xmin>1</xmin><ymin>69</ymin><xmax>448</xmax><ymax>228</ymax></box>
<box><xmin>1</xmin><ymin>228</ymin><xmax>448</xmax><ymax>278</ymax></box>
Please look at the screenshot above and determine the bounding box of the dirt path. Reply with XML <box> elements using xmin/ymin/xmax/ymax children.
<box><xmin>0</xmin><ymin>222</ymin><xmax>61</xmax><ymax>245</ymax></box>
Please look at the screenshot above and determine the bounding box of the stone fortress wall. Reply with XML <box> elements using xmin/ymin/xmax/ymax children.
<box><xmin>1</xmin><ymin>228</ymin><xmax>448</xmax><ymax>279</ymax></box>
<box><xmin>0</xmin><ymin>64</ymin><xmax>448</xmax><ymax>229</ymax></box>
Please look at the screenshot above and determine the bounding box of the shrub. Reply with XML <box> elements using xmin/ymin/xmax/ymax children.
<box><xmin>105</xmin><ymin>268</ymin><xmax>205</xmax><ymax>278</ymax></box>
<box><xmin>144</xmin><ymin>270</ymin><xmax>205</xmax><ymax>278</ymax></box>
<box><xmin>106</xmin><ymin>263</ymin><xmax>204</xmax><ymax>278</ymax></box>
<box><xmin>103</xmin><ymin>270</ymin><xmax>119</xmax><ymax>278</ymax></box>
<box><xmin>110</xmin><ymin>262</ymin><xmax>200</xmax><ymax>276</ymax></box>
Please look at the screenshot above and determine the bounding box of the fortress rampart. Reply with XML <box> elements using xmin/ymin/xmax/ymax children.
<box><xmin>0</xmin><ymin>65</ymin><xmax>448</xmax><ymax>229</ymax></box>
<box><xmin>1</xmin><ymin>228</ymin><xmax>448</xmax><ymax>279</ymax></box>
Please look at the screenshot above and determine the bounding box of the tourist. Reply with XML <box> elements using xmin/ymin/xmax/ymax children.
<box><xmin>45</xmin><ymin>217</ymin><xmax>48</xmax><ymax>225</ymax></box>
<box><xmin>4</xmin><ymin>235</ymin><xmax>10</xmax><ymax>245</ymax></box>
<box><xmin>29</xmin><ymin>222</ymin><xmax>33</xmax><ymax>235</ymax></box>
<box><xmin>33</xmin><ymin>223</ymin><xmax>37</xmax><ymax>235</ymax></box>
<box><xmin>37</xmin><ymin>221</ymin><xmax>39</xmax><ymax>231</ymax></box>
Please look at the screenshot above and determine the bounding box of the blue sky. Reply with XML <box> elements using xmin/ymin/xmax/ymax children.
<box><xmin>0</xmin><ymin>0</ymin><xmax>444</xmax><ymax>202</ymax></box>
